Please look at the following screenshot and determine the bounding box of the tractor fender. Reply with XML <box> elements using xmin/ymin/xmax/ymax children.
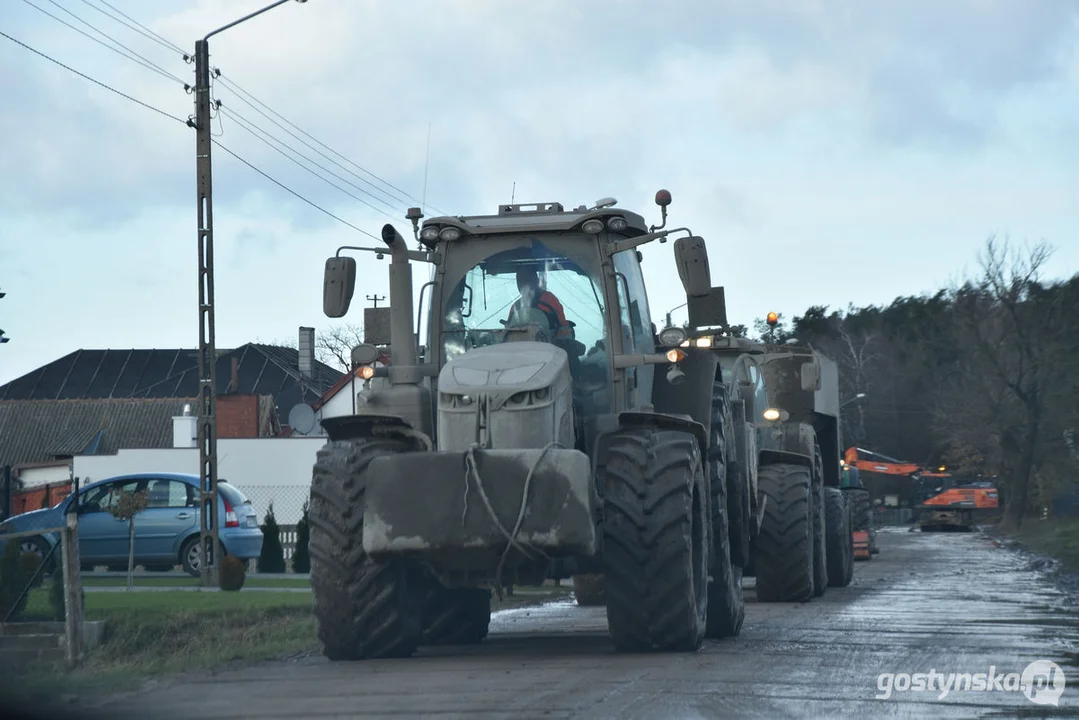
<box><xmin>617</xmin><ymin>410</ymin><xmax>708</xmax><ymax>459</ymax></box>
<box><xmin>759</xmin><ymin>421</ymin><xmax>817</xmax><ymax>468</ymax></box>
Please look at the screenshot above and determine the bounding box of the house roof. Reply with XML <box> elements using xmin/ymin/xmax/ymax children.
<box><xmin>0</xmin><ymin>398</ymin><xmax>194</xmax><ymax>471</ymax></box>
<box><xmin>0</xmin><ymin>344</ymin><xmax>344</xmax><ymax>415</ymax></box>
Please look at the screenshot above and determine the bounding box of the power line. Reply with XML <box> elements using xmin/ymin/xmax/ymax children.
<box><xmin>2</xmin><ymin>23</ymin><xmax>382</xmax><ymax>242</ymax></box>
<box><xmin>78</xmin><ymin>0</ymin><xmax>186</xmax><ymax>56</ymax></box>
<box><xmin>0</xmin><ymin>28</ymin><xmax>187</xmax><ymax>124</ymax></box>
<box><xmin>219</xmin><ymin>103</ymin><xmax>401</xmax><ymax>216</ymax></box>
<box><xmin>215</xmin><ymin>78</ymin><xmax>408</xmax><ymax>210</ymax></box>
<box><xmin>20</xmin><ymin>0</ymin><xmax>186</xmax><ymax>85</ymax></box>
<box><xmin>218</xmin><ymin>104</ymin><xmax>399</xmax><ymax>218</ymax></box>
<box><xmin>213</xmin><ymin>140</ymin><xmax>379</xmax><ymax>241</ymax></box>
<box><xmin>216</xmin><ymin>74</ymin><xmax>448</xmax><ymax>216</ymax></box>
<box><xmin>54</xmin><ymin>2</ymin><xmax>445</xmax><ymax>216</ymax></box>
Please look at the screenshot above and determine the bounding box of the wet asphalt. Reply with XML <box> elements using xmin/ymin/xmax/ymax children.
<box><xmin>97</xmin><ymin>526</ymin><xmax>1079</xmax><ymax>719</ymax></box>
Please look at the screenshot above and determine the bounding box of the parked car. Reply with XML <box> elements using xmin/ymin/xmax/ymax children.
<box><xmin>0</xmin><ymin>472</ymin><xmax>263</xmax><ymax>577</ymax></box>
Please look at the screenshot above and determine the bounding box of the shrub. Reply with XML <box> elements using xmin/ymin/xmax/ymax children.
<box><xmin>258</xmin><ymin>502</ymin><xmax>286</xmax><ymax>574</ymax></box>
<box><xmin>218</xmin><ymin>555</ymin><xmax>247</xmax><ymax>592</ymax></box>
<box><xmin>19</xmin><ymin>551</ymin><xmax>44</xmax><ymax>589</ymax></box>
<box><xmin>291</xmin><ymin>500</ymin><xmax>310</xmax><ymax>574</ymax></box>
<box><xmin>0</xmin><ymin>541</ymin><xmax>36</xmax><ymax>620</ymax></box>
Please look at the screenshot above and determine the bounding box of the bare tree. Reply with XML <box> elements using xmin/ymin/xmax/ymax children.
<box><xmin>834</xmin><ymin>325</ymin><xmax>881</xmax><ymax>448</ymax></box>
<box><xmin>108</xmin><ymin>489</ymin><xmax>148</xmax><ymax>591</ymax></box>
<box><xmin>943</xmin><ymin>236</ymin><xmax>1058</xmax><ymax>528</ymax></box>
<box><xmin>315</xmin><ymin>323</ymin><xmax>365</xmax><ymax>373</ymax></box>
<box><xmin>264</xmin><ymin>323</ymin><xmax>365</xmax><ymax>373</ymax></box>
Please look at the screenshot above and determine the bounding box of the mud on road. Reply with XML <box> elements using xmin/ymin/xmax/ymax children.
<box><xmin>90</xmin><ymin>528</ymin><xmax>1079</xmax><ymax>718</ymax></box>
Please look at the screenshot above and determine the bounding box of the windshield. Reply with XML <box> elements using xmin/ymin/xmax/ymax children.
<box><xmin>440</xmin><ymin>242</ymin><xmax>608</xmax><ymax>364</ymax></box>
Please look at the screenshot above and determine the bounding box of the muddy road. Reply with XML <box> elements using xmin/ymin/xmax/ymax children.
<box><xmin>97</xmin><ymin>527</ymin><xmax>1079</xmax><ymax>718</ymax></box>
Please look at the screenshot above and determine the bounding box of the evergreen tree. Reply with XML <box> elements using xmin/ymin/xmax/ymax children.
<box><xmin>291</xmin><ymin>499</ymin><xmax>311</xmax><ymax>573</ymax></box>
<box><xmin>259</xmin><ymin>502</ymin><xmax>287</xmax><ymax>573</ymax></box>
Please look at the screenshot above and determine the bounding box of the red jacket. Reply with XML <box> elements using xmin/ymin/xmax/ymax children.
<box><xmin>508</xmin><ymin>290</ymin><xmax>573</xmax><ymax>340</ymax></box>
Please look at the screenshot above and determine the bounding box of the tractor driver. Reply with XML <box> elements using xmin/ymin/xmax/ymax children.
<box><xmin>506</xmin><ymin>268</ymin><xmax>575</xmax><ymax>344</ymax></box>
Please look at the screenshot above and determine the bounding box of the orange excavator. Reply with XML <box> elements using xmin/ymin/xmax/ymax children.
<box><xmin>842</xmin><ymin>447</ymin><xmax>999</xmax><ymax>534</ymax></box>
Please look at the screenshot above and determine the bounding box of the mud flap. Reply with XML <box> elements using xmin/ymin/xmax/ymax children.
<box><xmin>362</xmin><ymin>447</ymin><xmax>597</xmax><ymax>565</ymax></box>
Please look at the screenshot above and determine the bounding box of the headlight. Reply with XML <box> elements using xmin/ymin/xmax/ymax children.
<box><xmin>421</xmin><ymin>226</ymin><xmax>440</xmax><ymax>242</ymax></box>
<box><xmin>762</xmin><ymin>408</ymin><xmax>789</xmax><ymax>422</ymax></box>
<box><xmin>658</xmin><ymin>326</ymin><xmax>688</xmax><ymax>347</ymax></box>
<box><xmin>439</xmin><ymin>226</ymin><xmax>462</xmax><ymax>241</ymax></box>
<box><xmin>582</xmin><ymin>219</ymin><xmax>605</xmax><ymax>234</ymax></box>
<box><xmin>606</xmin><ymin>216</ymin><xmax>628</xmax><ymax>232</ymax></box>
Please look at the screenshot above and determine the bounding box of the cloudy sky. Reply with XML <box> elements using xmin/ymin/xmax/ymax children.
<box><xmin>1</xmin><ymin>0</ymin><xmax>1076</xmax><ymax>386</ymax></box>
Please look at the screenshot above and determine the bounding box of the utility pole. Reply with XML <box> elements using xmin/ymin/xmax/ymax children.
<box><xmin>366</xmin><ymin>294</ymin><xmax>386</xmax><ymax>308</ymax></box>
<box><xmin>192</xmin><ymin>38</ymin><xmax>221</xmax><ymax>587</ymax></box>
<box><xmin>188</xmin><ymin>0</ymin><xmax>308</xmax><ymax>588</ymax></box>
<box><xmin>0</xmin><ymin>286</ymin><xmax>9</xmax><ymax>344</ymax></box>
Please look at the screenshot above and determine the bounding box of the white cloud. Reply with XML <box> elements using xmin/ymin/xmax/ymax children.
<box><xmin>1</xmin><ymin>0</ymin><xmax>1077</xmax><ymax>384</ymax></box>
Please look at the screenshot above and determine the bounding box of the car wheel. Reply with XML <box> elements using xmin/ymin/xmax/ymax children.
<box><xmin>181</xmin><ymin>536</ymin><xmax>225</xmax><ymax>577</ymax></box>
<box><xmin>18</xmin><ymin>536</ymin><xmax>54</xmax><ymax>581</ymax></box>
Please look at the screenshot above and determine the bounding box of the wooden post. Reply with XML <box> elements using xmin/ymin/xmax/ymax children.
<box><xmin>62</xmin><ymin>506</ymin><xmax>83</xmax><ymax>665</ymax></box>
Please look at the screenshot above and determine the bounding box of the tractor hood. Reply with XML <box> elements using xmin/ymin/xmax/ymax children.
<box><xmin>436</xmin><ymin>341</ymin><xmax>575</xmax><ymax>452</ymax></box>
<box><xmin>438</xmin><ymin>341</ymin><xmax>567</xmax><ymax>398</ymax></box>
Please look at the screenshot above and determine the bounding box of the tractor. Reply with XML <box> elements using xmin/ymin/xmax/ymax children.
<box><xmin>310</xmin><ymin>192</ymin><xmax>754</xmax><ymax>659</ymax></box>
<box><xmin>650</xmin><ymin>323</ymin><xmax>856</xmax><ymax>601</ymax></box>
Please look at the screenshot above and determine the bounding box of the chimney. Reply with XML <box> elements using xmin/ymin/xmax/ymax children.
<box><xmin>230</xmin><ymin>356</ymin><xmax>240</xmax><ymax>394</ymax></box>
<box><xmin>173</xmin><ymin>403</ymin><xmax>197</xmax><ymax>448</ymax></box>
<box><xmin>298</xmin><ymin>326</ymin><xmax>315</xmax><ymax>378</ymax></box>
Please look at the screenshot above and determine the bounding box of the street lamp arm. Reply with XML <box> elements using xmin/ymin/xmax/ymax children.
<box><xmin>203</xmin><ymin>0</ymin><xmax>296</xmax><ymax>42</ymax></box>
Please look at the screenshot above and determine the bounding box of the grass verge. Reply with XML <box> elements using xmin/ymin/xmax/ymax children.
<box><xmin>2</xmin><ymin>581</ymin><xmax>573</xmax><ymax>707</ymax></box>
<box><xmin>992</xmin><ymin>517</ymin><xmax>1079</xmax><ymax>574</ymax></box>
<box><xmin>4</xmin><ymin>589</ymin><xmax>317</xmax><ymax>706</ymax></box>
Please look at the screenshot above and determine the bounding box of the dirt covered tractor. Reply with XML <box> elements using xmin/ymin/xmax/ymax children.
<box><xmin>649</xmin><ymin>320</ymin><xmax>856</xmax><ymax>603</ymax></box>
<box><xmin>309</xmin><ymin>191</ymin><xmax>755</xmax><ymax>659</ymax></box>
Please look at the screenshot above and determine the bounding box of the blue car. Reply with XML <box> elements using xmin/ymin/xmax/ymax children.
<box><xmin>0</xmin><ymin>472</ymin><xmax>263</xmax><ymax>577</ymax></box>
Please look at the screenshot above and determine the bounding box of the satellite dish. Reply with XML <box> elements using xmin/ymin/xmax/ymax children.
<box><xmin>288</xmin><ymin>403</ymin><xmax>317</xmax><ymax>435</ymax></box>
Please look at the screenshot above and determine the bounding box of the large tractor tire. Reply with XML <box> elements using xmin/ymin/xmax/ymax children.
<box><xmin>308</xmin><ymin>436</ymin><xmax>425</xmax><ymax>660</ymax></box>
<box><xmin>812</xmin><ymin>479</ymin><xmax>828</xmax><ymax>598</ymax></box>
<box><xmin>603</xmin><ymin>427</ymin><xmax>709</xmax><ymax>652</ymax></box>
<box><xmin>571</xmin><ymin>573</ymin><xmax>606</xmax><ymax>606</ymax></box>
<box><xmin>753</xmin><ymin>463</ymin><xmax>814</xmax><ymax>603</ymax></box>
<box><xmin>421</xmin><ymin>584</ymin><xmax>491</xmax><ymax>645</ymax></box>
<box><xmin>849</xmin><ymin>488</ymin><xmax>872</xmax><ymax>531</ymax></box>
<box><xmin>825</xmin><ymin>487</ymin><xmax>854</xmax><ymax>587</ymax></box>
<box><xmin>705</xmin><ymin>381</ymin><xmax>745</xmax><ymax>639</ymax></box>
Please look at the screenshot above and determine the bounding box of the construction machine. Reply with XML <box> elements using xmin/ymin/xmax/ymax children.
<box><xmin>842</xmin><ymin>447</ymin><xmax>999</xmax><ymax>532</ymax></box>
<box><xmin>917</xmin><ymin>480</ymin><xmax>1000</xmax><ymax>532</ymax></box>
<box><xmin>310</xmin><ymin>191</ymin><xmax>756</xmax><ymax>659</ymax></box>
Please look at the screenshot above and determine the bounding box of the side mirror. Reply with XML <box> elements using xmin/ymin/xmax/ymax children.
<box><xmin>800</xmin><ymin>360</ymin><xmax>821</xmax><ymax>392</ymax></box>
<box><xmin>673</xmin><ymin>236</ymin><xmax>711</xmax><ymax>297</ymax></box>
<box><xmin>323</xmin><ymin>257</ymin><xmax>357</xmax><ymax>318</ymax></box>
